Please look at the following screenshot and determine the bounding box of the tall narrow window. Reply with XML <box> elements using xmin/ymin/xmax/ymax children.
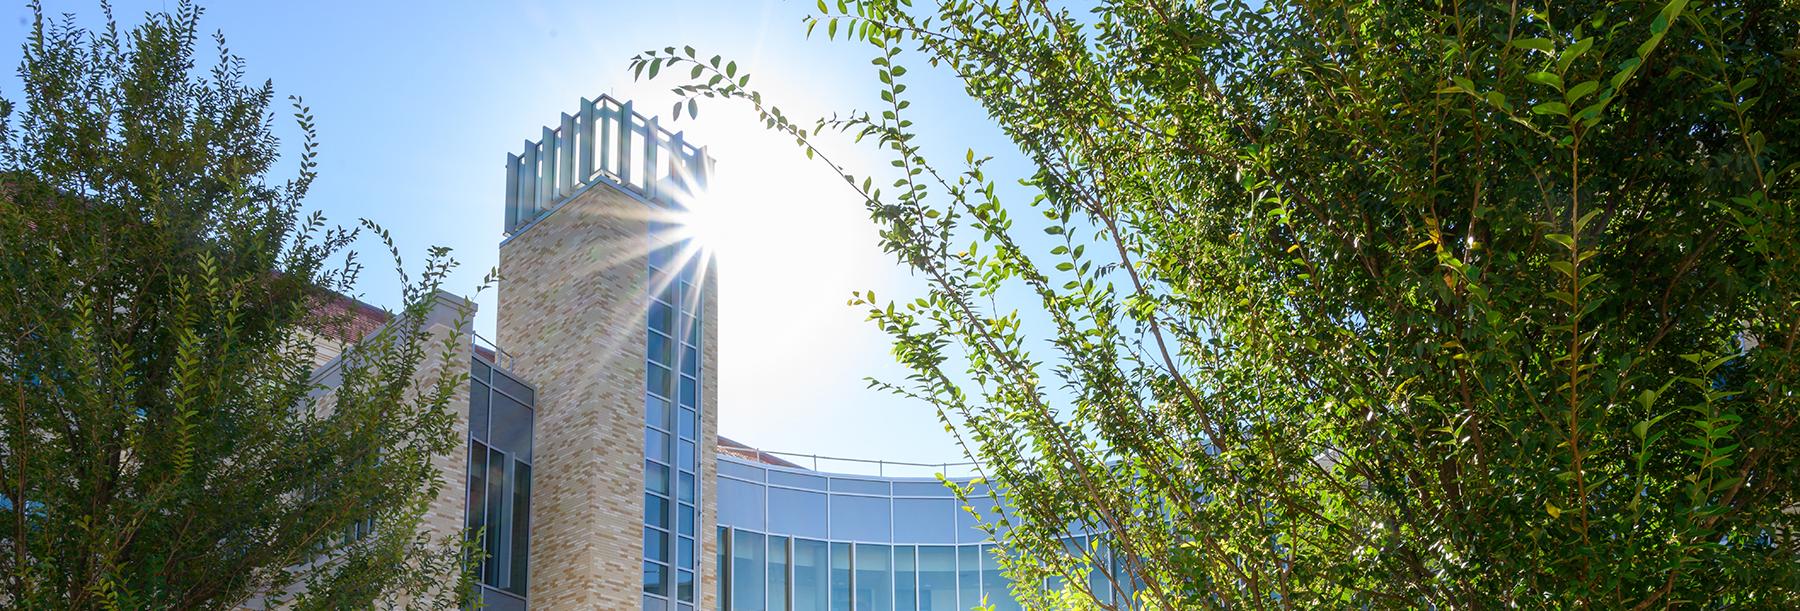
<box><xmin>465</xmin><ymin>357</ymin><xmax>535</xmax><ymax>601</ymax></box>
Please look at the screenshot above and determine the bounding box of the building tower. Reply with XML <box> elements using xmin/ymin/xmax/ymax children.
<box><xmin>494</xmin><ymin>96</ymin><xmax>719</xmax><ymax>611</ymax></box>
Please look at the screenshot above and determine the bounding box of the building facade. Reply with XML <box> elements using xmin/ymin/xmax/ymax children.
<box><xmin>452</xmin><ymin>95</ymin><xmax>1113</xmax><ymax>611</ymax></box>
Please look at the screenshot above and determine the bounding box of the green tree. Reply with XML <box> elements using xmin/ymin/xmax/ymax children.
<box><xmin>0</xmin><ymin>2</ymin><xmax>474</xmax><ymax>609</ymax></box>
<box><xmin>641</xmin><ymin>0</ymin><xmax>1799</xmax><ymax>608</ymax></box>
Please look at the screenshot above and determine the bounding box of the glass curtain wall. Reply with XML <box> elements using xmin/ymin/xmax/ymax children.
<box><xmin>646</xmin><ymin>234</ymin><xmax>705</xmax><ymax>611</ymax></box>
<box><xmin>715</xmin><ymin>457</ymin><xmax>1122</xmax><ymax>611</ymax></box>
<box><xmin>466</xmin><ymin>356</ymin><xmax>536</xmax><ymax>609</ymax></box>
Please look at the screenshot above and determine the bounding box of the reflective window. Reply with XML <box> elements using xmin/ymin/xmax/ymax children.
<box><xmin>733</xmin><ymin>530</ymin><xmax>766</xmax><ymax>611</ymax></box>
<box><xmin>469</xmin><ymin>380</ymin><xmax>490</xmax><ymax>441</ymax></box>
<box><xmin>829</xmin><ymin>543</ymin><xmax>852</xmax><ymax>611</ymax></box>
<box><xmin>981</xmin><ymin>545</ymin><xmax>1021</xmax><ymax>611</ymax></box>
<box><xmin>957</xmin><ymin>546</ymin><xmax>980</xmax><ymax>611</ymax></box>
<box><xmin>720</xmin><ymin>461</ymin><xmax>764</xmax><ymax>482</ymax></box>
<box><xmin>766</xmin><ymin>488</ymin><xmax>828</xmax><ymax>539</ymax></box>
<box><xmin>769</xmin><ymin>536</ymin><xmax>789</xmax><ymax>611</ymax></box>
<box><xmin>830</xmin><ymin>495</ymin><xmax>891</xmax><ymax>542</ymax></box>
<box><xmin>719</xmin><ymin>478</ymin><xmax>765</xmax><ymax>531</ymax></box>
<box><xmin>645</xmin><ymin>560</ymin><xmax>668</xmax><ymax>596</ymax></box>
<box><xmin>769</xmin><ymin>470</ymin><xmax>828</xmax><ymax>491</ymax></box>
<box><xmin>893</xmin><ymin>546</ymin><xmax>915</xmax><ymax>611</ymax></box>
<box><xmin>892</xmin><ymin>499</ymin><xmax>954</xmax><ymax>543</ymax></box>
<box><xmin>855</xmin><ymin>544</ymin><xmax>891</xmax><ymax>611</ymax></box>
<box><xmin>916</xmin><ymin>547</ymin><xmax>955</xmax><ymax>611</ymax></box>
<box><xmin>830</xmin><ymin>479</ymin><xmax>889</xmax><ymax>496</ymax></box>
<box><xmin>466</xmin><ymin>363</ymin><xmax>534</xmax><ymax>597</ymax></box>
<box><xmin>890</xmin><ymin>482</ymin><xmax>953</xmax><ymax>498</ymax></box>
<box><xmin>957</xmin><ymin>496</ymin><xmax>997</xmax><ymax>544</ymax></box>
<box><xmin>647</xmin><ymin>462</ymin><xmax>670</xmax><ymax>496</ymax></box>
<box><xmin>794</xmin><ymin>539</ymin><xmax>829</xmax><ymax>611</ymax></box>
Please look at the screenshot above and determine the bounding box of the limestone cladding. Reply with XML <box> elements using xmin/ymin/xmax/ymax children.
<box><xmin>501</xmin><ymin>180</ymin><xmax>720</xmax><ymax>611</ymax></box>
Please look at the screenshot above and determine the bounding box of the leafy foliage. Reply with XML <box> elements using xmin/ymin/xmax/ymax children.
<box><xmin>0</xmin><ymin>2</ymin><xmax>475</xmax><ymax>609</ymax></box>
<box><xmin>642</xmin><ymin>0</ymin><xmax>1799</xmax><ymax>608</ymax></box>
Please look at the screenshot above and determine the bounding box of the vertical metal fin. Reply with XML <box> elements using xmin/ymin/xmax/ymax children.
<box><xmin>540</xmin><ymin>127</ymin><xmax>558</xmax><ymax>210</ymax></box>
<box><xmin>505</xmin><ymin>153</ymin><xmax>522</xmax><ymax>232</ymax></box>
<box><xmin>645</xmin><ymin>116</ymin><xmax>660</xmax><ymax>203</ymax></box>
<box><xmin>667</xmin><ymin>130</ymin><xmax>686</xmax><ymax>205</ymax></box>
<box><xmin>520</xmin><ymin>140</ymin><xmax>539</xmax><ymax>222</ymax></box>
<box><xmin>579</xmin><ymin>98</ymin><xmax>596</xmax><ymax>183</ymax></box>
<box><xmin>617</xmin><ymin>100</ymin><xmax>634</xmax><ymax>188</ymax></box>
<box><xmin>694</xmin><ymin>145</ymin><xmax>710</xmax><ymax>193</ymax></box>
<box><xmin>559</xmin><ymin>113</ymin><xmax>576</xmax><ymax>197</ymax></box>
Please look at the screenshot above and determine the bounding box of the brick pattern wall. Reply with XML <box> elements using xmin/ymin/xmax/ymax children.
<box><xmin>502</xmin><ymin>183</ymin><xmax>664</xmax><ymax>611</ymax></box>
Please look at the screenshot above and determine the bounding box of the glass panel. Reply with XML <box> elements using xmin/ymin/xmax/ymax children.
<box><xmin>648</xmin><ymin>594</ymin><xmax>668</xmax><ymax>611</ymax></box>
<box><xmin>651</xmin><ymin>302</ymin><xmax>675</xmax><ymax>336</ymax></box>
<box><xmin>650</xmin><ymin>331</ymin><xmax>674</xmax><ymax>366</ymax></box>
<box><xmin>767</xmin><ymin>488</ymin><xmax>828</xmax><ymax>539</ymax></box>
<box><xmin>679</xmin><ymin>408</ymin><xmax>697</xmax><ymax>440</ymax></box>
<box><xmin>794</xmin><ymin>539</ymin><xmax>829</xmax><ymax>611</ymax></box>
<box><xmin>680</xmin><ymin>503</ymin><xmax>696</xmax><ymax>536</ymax></box>
<box><xmin>894</xmin><ymin>546</ymin><xmax>915</xmax><ymax>611</ymax></box>
<box><xmin>1111</xmin><ymin>545</ymin><xmax>1138</xmax><ymax>608</ymax></box>
<box><xmin>680</xmin><ymin>535</ymin><xmax>696</xmax><ymax>569</ymax></box>
<box><xmin>892</xmin><ymin>499</ymin><xmax>954</xmax><ymax>543</ymax></box>
<box><xmin>508</xmin><ymin>462</ymin><xmax>532</xmax><ymax>596</ymax></box>
<box><xmin>649</xmin><ymin>363</ymin><xmax>674</xmax><ymax>398</ymax></box>
<box><xmin>769</xmin><ymin>536</ymin><xmax>790</xmax><ymax>611</ymax></box>
<box><xmin>720</xmin><ymin>460</ymin><xmax>765</xmax><ymax>482</ymax></box>
<box><xmin>717</xmin><ymin>477</ymin><xmax>766</xmax><ymax>531</ymax></box>
<box><xmin>957</xmin><ymin>547</ymin><xmax>980</xmax><ymax>611</ymax></box>
<box><xmin>1088</xmin><ymin>538</ymin><xmax>1110</xmax><ymax>606</ymax></box>
<box><xmin>648</xmin><ymin>429</ymin><xmax>671</xmax><ymax>463</ymax></box>
<box><xmin>680</xmin><ymin>439</ymin><xmax>697</xmax><ymax>472</ymax></box>
<box><xmin>830</xmin><ymin>495</ymin><xmax>891</xmax><ymax>542</ymax></box>
<box><xmin>472</xmin><ymin>356</ymin><xmax>492</xmax><ymax>381</ymax></box>
<box><xmin>831</xmin><ymin>479</ymin><xmax>890</xmax><ymax>496</ymax></box>
<box><xmin>957</xmin><ymin>497</ymin><xmax>996</xmax><ymax>544</ymax></box>
<box><xmin>679</xmin><ymin>375</ymin><xmax>697</xmax><ymax>408</ymax></box>
<box><xmin>467</xmin><ymin>441</ymin><xmax>489</xmax><ymax>549</ymax></box>
<box><xmin>469</xmin><ymin>380</ymin><xmax>491</xmax><ymax>442</ymax></box>
<box><xmin>769</xmin><ymin>471</ymin><xmax>828</xmax><ymax>491</ymax></box>
<box><xmin>648</xmin><ymin>461</ymin><xmax>671</xmax><ymax>495</ymax></box>
<box><xmin>981</xmin><ymin>545</ymin><xmax>1020</xmax><ymax>611</ymax></box>
<box><xmin>648</xmin><ymin>394</ymin><xmax>671</xmax><ymax>430</ymax></box>
<box><xmin>484</xmin><ymin>447</ymin><xmax>506</xmax><ymax>586</ymax></box>
<box><xmin>916</xmin><ymin>547</ymin><xmax>955</xmax><ymax>611</ymax></box>
<box><xmin>647</xmin><ymin>528</ymin><xmax>670</xmax><ymax>562</ymax></box>
<box><xmin>733</xmin><ymin>531</ymin><xmax>767</xmax><ymax>611</ymax></box>
<box><xmin>492</xmin><ymin>373</ymin><xmax>535</xmax><ymax>404</ymax></box>
<box><xmin>855</xmin><ymin>544</ymin><xmax>891</xmax><ymax>611</ymax></box>
<box><xmin>829</xmin><ymin>543</ymin><xmax>852</xmax><ymax>611</ymax></box>
<box><xmin>678</xmin><ymin>569</ymin><xmax>695</xmax><ymax>603</ymax></box>
<box><xmin>891</xmin><ymin>482</ymin><xmax>954</xmax><ymax>498</ymax></box>
<box><xmin>680</xmin><ymin>472</ymin><xmax>696</xmax><ymax>504</ymax></box>
<box><xmin>645</xmin><ymin>494</ymin><xmax>669</xmax><ymax>529</ymax></box>
<box><xmin>682</xmin><ymin>345</ymin><xmax>699</xmax><ymax>377</ymax></box>
<box><xmin>650</xmin><ymin>245</ymin><xmax>673</xmax><ymax>270</ymax></box>
<box><xmin>645</xmin><ymin>561</ymin><xmax>669</xmax><ymax>596</ymax></box>
<box><xmin>685</xmin><ymin>313</ymin><xmax>699</xmax><ymax>345</ymax></box>
<box><xmin>491</xmin><ymin>392</ymin><xmax>534</xmax><ymax>462</ymax></box>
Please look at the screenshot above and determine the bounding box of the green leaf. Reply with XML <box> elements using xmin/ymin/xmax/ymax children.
<box><xmin>1512</xmin><ymin>38</ymin><xmax>1556</xmax><ymax>55</ymax></box>
<box><xmin>1557</xmin><ymin>37</ymin><xmax>1594</xmax><ymax>72</ymax></box>
<box><xmin>1531</xmin><ymin>102</ymin><xmax>1569</xmax><ymax>116</ymax></box>
<box><xmin>1545</xmin><ymin>234</ymin><xmax>1576</xmax><ymax>250</ymax></box>
<box><xmin>1566</xmin><ymin>81</ymin><xmax>1599</xmax><ymax>103</ymax></box>
<box><xmin>727</xmin><ymin>61</ymin><xmax>738</xmax><ymax>77</ymax></box>
<box><xmin>1524</xmin><ymin>72</ymin><xmax>1565</xmax><ymax>90</ymax></box>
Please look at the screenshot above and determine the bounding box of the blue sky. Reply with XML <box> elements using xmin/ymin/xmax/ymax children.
<box><xmin>3</xmin><ymin>0</ymin><xmax>1058</xmax><ymax>470</ymax></box>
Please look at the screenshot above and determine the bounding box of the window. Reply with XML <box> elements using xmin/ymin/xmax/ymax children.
<box><xmin>465</xmin><ymin>357</ymin><xmax>535</xmax><ymax>599</ymax></box>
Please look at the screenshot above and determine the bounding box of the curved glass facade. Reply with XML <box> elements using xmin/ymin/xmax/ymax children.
<box><xmin>714</xmin><ymin>457</ymin><xmax>1128</xmax><ymax>611</ymax></box>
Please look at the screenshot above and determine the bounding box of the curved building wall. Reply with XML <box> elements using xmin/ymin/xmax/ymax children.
<box><xmin>713</xmin><ymin>456</ymin><xmax>1125</xmax><ymax>611</ymax></box>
